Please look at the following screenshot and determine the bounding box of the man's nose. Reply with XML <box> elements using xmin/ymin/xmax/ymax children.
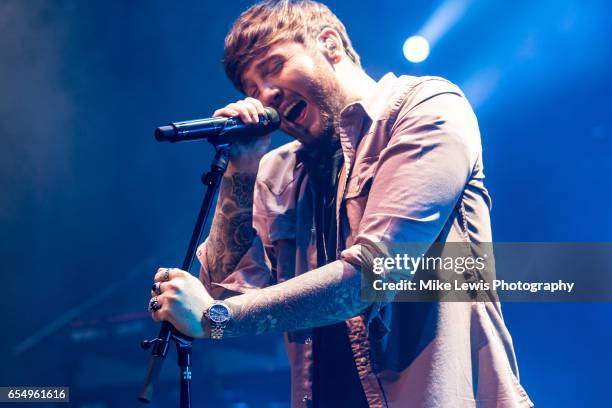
<box><xmin>260</xmin><ymin>87</ymin><xmax>282</xmax><ymax>109</ymax></box>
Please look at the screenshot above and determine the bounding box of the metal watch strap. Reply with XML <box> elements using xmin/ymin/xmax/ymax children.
<box><xmin>210</xmin><ymin>322</ymin><xmax>226</xmax><ymax>340</ymax></box>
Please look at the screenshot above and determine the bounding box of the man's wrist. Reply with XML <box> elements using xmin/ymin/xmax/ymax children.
<box><xmin>201</xmin><ymin>307</ymin><xmax>212</xmax><ymax>339</ymax></box>
<box><xmin>200</xmin><ymin>296</ymin><xmax>216</xmax><ymax>339</ymax></box>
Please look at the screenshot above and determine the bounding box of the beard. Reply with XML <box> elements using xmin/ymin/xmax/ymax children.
<box><xmin>301</xmin><ymin>62</ymin><xmax>348</xmax><ymax>153</ymax></box>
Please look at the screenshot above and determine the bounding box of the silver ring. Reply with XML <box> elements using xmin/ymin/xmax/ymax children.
<box><xmin>152</xmin><ymin>282</ymin><xmax>161</xmax><ymax>295</ymax></box>
<box><xmin>148</xmin><ymin>297</ymin><xmax>161</xmax><ymax>312</ymax></box>
<box><xmin>162</xmin><ymin>268</ymin><xmax>170</xmax><ymax>282</ymax></box>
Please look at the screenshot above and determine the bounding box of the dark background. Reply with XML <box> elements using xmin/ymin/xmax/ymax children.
<box><xmin>1</xmin><ymin>0</ymin><xmax>611</xmax><ymax>406</ymax></box>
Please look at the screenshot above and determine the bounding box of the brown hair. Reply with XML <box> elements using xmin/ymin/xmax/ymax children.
<box><xmin>223</xmin><ymin>0</ymin><xmax>361</xmax><ymax>92</ymax></box>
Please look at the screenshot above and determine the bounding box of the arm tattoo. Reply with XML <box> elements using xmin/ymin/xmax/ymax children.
<box><xmin>206</xmin><ymin>172</ymin><xmax>256</xmax><ymax>283</ymax></box>
<box><xmin>223</xmin><ymin>260</ymin><xmax>371</xmax><ymax>338</ymax></box>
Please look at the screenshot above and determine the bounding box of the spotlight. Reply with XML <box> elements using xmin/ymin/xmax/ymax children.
<box><xmin>403</xmin><ymin>35</ymin><xmax>430</xmax><ymax>63</ymax></box>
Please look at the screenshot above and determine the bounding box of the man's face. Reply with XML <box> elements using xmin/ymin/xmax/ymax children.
<box><xmin>241</xmin><ymin>41</ymin><xmax>347</xmax><ymax>149</ymax></box>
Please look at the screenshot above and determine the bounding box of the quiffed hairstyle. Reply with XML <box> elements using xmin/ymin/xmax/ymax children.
<box><xmin>223</xmin><ymin>0</ymin><xmax>361</xmax><ymax>93</ymax></box>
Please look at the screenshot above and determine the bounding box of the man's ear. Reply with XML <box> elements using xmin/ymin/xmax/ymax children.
<box><xmin>316</xmin><ymin>27</ymin><xmax>343</xmax><ymax>65</ymax></box>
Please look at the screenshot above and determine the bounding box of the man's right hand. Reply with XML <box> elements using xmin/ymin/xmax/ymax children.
<box><xmin>213</xmin><ymin>97</ymin><xmax>272</xmax><ymax>173</ymax></box>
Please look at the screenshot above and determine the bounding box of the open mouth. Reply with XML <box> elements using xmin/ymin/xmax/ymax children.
<box><xmin>283</xmin><ymin>99</ymin><xmax>307</xmax><ymax>124</ymax></box>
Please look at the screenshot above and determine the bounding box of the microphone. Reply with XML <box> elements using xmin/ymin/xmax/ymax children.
<box><xmin>155</xmin><ymin>107</ymin><xmax>280</xmax><ymax>144</ymax></box>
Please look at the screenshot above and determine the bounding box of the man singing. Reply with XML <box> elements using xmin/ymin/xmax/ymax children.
<box><xmin>148</xmin><ymin>1</ymin><xmax>533</xmax><ymax>406</ymax></box>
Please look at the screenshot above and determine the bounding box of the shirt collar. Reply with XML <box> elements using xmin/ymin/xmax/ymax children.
<box><xmin>355</xmin><ymin>72</ymin><xmax>398</xmax><ymax>123</ymax></box>
<box><xmin>334</xmin><ymin>72</ymin><xmax>398</xmax><ymax>155</ymax></box>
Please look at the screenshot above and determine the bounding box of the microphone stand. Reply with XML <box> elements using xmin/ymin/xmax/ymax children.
<box><xmin>139</xmin><ymin>142</ymin><xmax>232</xmax><ymax>407</ymax></box>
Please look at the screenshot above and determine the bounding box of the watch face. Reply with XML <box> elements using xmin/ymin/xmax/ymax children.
<box><xmin>208</xmin><ymin>303</ymin><xmax>230</xmax><ymax>323</ymax></box>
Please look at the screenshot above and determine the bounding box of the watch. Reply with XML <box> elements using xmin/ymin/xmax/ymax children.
<box><xmin>204</xmin><ymin>300</ymin><xmax>232</xmax><ymax>340</ymax></box>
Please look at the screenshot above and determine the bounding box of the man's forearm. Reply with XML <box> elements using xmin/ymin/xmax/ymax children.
<box><xmin>222</xmin><ymin>260</ymin><xmax>371</xmax><ymax>337</ymax></box>
<box><xmin>205</xmin><ymin>170</ymin><xmax>257</xmax><ymax>283</ymax></box>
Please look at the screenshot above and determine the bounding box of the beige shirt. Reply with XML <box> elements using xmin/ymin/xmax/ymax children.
<box><xmin>199</xmin><ymin>74</ymin><xmax>534</xmax><ymax>408</ymax></box>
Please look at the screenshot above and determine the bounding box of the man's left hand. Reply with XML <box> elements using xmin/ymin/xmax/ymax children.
<box><xmin>149</xmin><ymin>268</ymin><xmax>213</xmax><ymax>339</ymax></box>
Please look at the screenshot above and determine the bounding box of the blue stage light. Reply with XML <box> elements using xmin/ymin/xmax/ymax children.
<box><xmin>403</xmin><ymin>35</ymin><xmax>430</xmax><ymax>63</ymax></box>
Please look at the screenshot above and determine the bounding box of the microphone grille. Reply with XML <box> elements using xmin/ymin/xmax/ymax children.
<box><xmin>264</xmin><ymin>107</ymin><xmax>281</xmax><ymax>130</ymax></box>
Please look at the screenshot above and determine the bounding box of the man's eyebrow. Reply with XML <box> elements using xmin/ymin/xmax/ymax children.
<box><xmin>254</xmin><ymin>54</ymin><xmax>285</xmax><ymax>74</ymax></box>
